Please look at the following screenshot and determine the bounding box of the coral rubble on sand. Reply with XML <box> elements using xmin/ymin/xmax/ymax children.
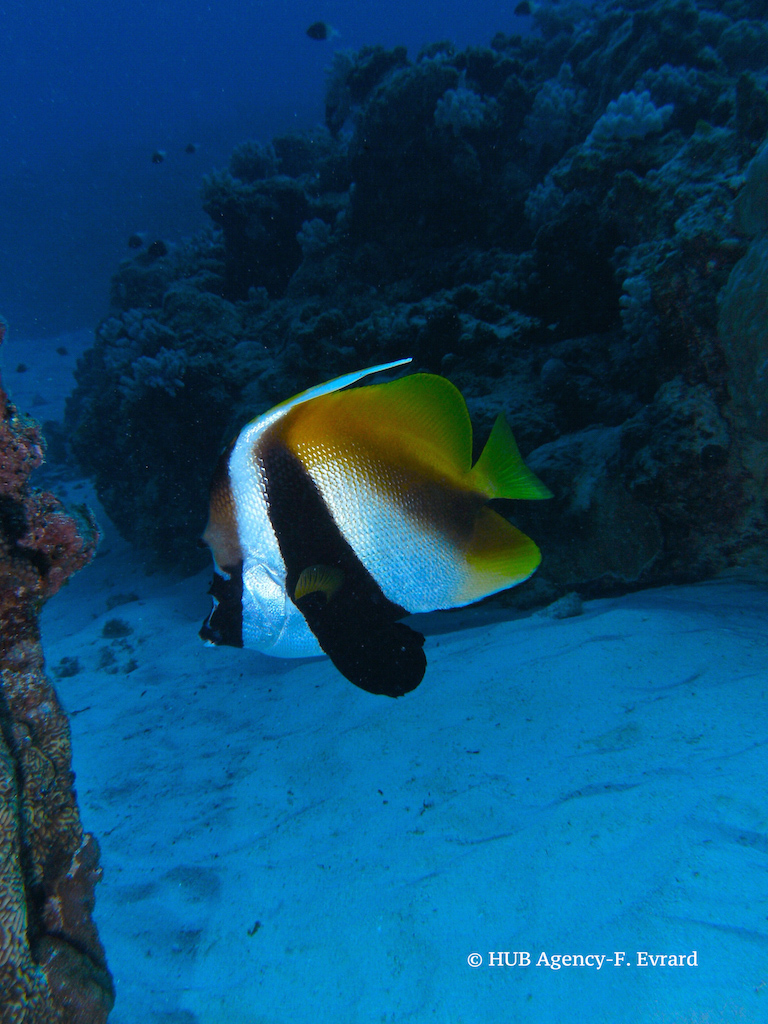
<box><xmin>67</xmin><ymin>0</ymin><xmax>768</xmax><ymax>603</ymax></box>
<box><xmin>0</xmin><ymin>318</ymin><xmax>113</xmax><ymax>1022</ymax></box>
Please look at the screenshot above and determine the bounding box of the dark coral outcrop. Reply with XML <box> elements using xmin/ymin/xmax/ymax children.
<box><xmin>66</xmin><ymin>0</ymin><xmax>768</xmax><ymax>600</ymax></box>
<box><xmin>0</xmin><ymin>318</ymin><xmax>113</xmax><ymax>1022</ymax></box>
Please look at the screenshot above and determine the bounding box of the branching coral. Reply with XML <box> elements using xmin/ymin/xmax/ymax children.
<box><xmin>524</xmin><ymin>174</ymin><xmax>567</xmax><ymax>231</ymax></box>
<box><xmin>434</xmin><ymin>79</ymin><xmax>489</xmax><ymax>135</ymax></box>
<box><xmin>522</xmin><ymin>63</ymin><xmax>585</xmax><ymax>158</ymax></box>
<box><xmin>586</xmin><ymin>90</ymin><xmax>674</xmax><ymax>146</ymax></box>
<box><xmin>229</xmin><ymin>140</ymin><xmax>278</xmax><ymax>183</ymax></box>
<box><xmin>118</xmin><ymin>346</ymin><xmax>188</xmax><ymax>401</ymax></box>
<box><xmin>620</xmin><ymin>274</ymin><xmax>659</xmax><ymax>351</ymax></box>
<box><xmin>297</xmin><ymin>218</ymin><xmax>333</xmax><ymax>258</ymax></box>
<box><xmin>717</xmin><ymin>19</ymin><xmax>768</xmax><ymax>73</ymax></box>
<box><xmin>325</xmin><ymin>45</ymin><xmax>408</xmax><ymax>136</ymax></box>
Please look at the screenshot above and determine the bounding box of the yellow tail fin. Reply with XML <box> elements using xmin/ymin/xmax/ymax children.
<box><xmin>471</xmin><ymin>414</ymin><xmax>552</xmax><ymax>500</ymax></box>
<box><xmin>458</xmin><ymin>507</ymin><xmax>542</xmax><ymax>603</ymax></box>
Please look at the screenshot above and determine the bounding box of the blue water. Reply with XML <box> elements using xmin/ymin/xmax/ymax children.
<box><xmin>0</xmin><ymin>0</ymin><xmax>528</xmax><ymax>336</ymax></box>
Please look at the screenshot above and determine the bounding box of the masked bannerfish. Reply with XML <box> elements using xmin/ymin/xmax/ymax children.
<box><xmin>200</xmin><ymin>358</ymin><xmax>551</xmax><ymax>697</ymax></box>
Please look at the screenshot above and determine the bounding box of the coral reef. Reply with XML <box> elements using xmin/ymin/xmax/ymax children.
<box><xmin>522</xmin><ymin>63</ymin><xmax>585</xmax><ymax>163</ymax></box>
<box><xmin>66</xmin><ymin>0</ymin><xmax>768</xmax><ymax>601</ymax></box>
<box><xmin>718</xmin><ymin>238</ymin><xmax>768</xmax><ymax>439</ymax></box>
<box><xmin>0</xmin><ymin>318</ymin><xmax>113</xmax><ymax>1022</ymax></box>
<box><xmin>584</xmin><ymin>90</ymin><xmax>674</xmax><ymax>146</ymax></box>
<box><xmin>735</xmin><ymin>135</ymin><xmax>768</xmax><ymax>235</ymax></box>
<box><xmin>434</xmin><ymin>77</ymin><xmax>492</xmax><ymax>135</ymax></box>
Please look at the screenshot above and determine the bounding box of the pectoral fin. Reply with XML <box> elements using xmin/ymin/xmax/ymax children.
<box><xmin>294</xmin><ymin>564</ymin><xmax>345</xmax><ymax>604</ymax></box>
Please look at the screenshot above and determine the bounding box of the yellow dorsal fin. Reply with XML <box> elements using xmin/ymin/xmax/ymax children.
<box><xmin>281</xmin><ymin>372</ymin><xmax>474</xmax><ymax>480</ymax></box>
<box><xmin>471</xmin><ymin>413</ymin><xmax>552</xmax><ymax>500</ymax></box>
<box><xmin>359</xmin><ymin>373</ymin><xmax>473</xmax><ymax>472</ymax></box>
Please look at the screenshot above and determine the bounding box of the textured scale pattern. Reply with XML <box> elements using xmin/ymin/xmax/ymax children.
<box><xmin>232</xmin><ymin>425</ymin><xmax>321</xmax><ymax>656</ymax></box>
<box><xmin>298</xmin><ymin>438</ymin><xmax>469</xmax><ymax>613</ymax></box>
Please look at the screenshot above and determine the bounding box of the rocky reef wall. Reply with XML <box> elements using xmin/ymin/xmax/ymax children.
<box><xmin>66</xmin><ymin>0</ymin><xmax>768</xmax><ymax>603</ymax></box>
<box><xmin>0</xmin><ymin>319</ymin><xmax>113</xmax><ymax>1022</ymax></box>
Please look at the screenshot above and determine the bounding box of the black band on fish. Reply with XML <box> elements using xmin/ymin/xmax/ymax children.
<box><xmin>261</xmin><ymin>440</ymin><xmax>426</xmax><ymax>697</ymax></box>
<box><xmin>199</xmin><ymin>563</ymin><xmax>244</xmax><ymax>648</ymax></box>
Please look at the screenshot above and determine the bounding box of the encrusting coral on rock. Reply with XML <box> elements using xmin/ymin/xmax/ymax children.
<box><xmin>0</xmin><ymin>317</ymin><xmax>113</xmax><ymax>1023</ymax></box>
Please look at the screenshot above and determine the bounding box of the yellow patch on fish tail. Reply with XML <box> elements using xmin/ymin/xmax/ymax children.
<box><xmin>457</xmin><ymin>507</ymin><xmax>542</xmax><ymax>604</ymax></box>
<box><xmin>470</xmin><ymin>413</ymin><xmax>553</xmax><ymax>501</ymax></box>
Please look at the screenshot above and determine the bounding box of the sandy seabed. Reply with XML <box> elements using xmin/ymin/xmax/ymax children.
<box><xmin>41</xmin><ymin>522</ymin><xmax>768</xmax><ymax>1024</ymax></box>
